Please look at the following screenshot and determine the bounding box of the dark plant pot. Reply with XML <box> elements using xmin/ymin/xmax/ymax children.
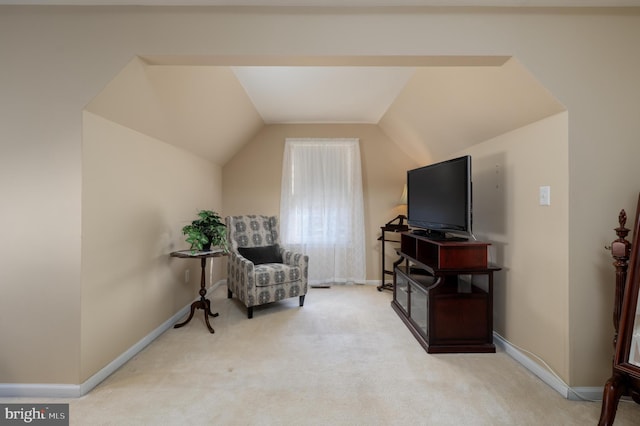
<box><xmin>202</xmin><ymin>242</ymin><xmax>212</xmax><ymax>251</ymax></box>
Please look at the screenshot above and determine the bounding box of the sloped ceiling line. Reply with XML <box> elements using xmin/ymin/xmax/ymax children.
<box><xmin>86</xmin><ymin>56</ymin><xmax>565</xmax><ymax>166</ymax></box>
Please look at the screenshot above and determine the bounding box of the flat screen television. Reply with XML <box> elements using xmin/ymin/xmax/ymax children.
<box><xmin>407</xmin><ymin>155</ymin><xmax>472</xmax><ymax>240</ymax></box>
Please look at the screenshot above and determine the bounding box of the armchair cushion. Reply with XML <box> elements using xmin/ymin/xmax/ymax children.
<box><xmin>255</xmin><ymin>263</ymin><xmax>301</xmax><ymax>287</ymax></box>
<box><xmin>238</xmin><ymin>244</ymin><xmax>283</xmax><ymax>265</ymax></box>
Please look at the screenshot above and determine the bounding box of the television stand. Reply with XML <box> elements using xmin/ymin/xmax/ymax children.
<box><xmin>392</xmin><ymin>232</ymin><xmax>501</xmax><ymax>353</ymax></box>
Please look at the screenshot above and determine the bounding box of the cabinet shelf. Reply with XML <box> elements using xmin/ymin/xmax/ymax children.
<box><xmin>392</xmin><ymin>232</ymin><xmax>501</xmax><ymax>354</ymax></box>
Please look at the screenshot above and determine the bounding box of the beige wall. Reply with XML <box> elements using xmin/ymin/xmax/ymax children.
<box><xmin>222</xmin><ymin>124</ymin><xmax>417</xmax><ymax>282</ymax></box>
<box><xmin>466</xmin><ymin>112</ymin><xmax>570</xmax><ymax>380</ymax></box>
<box><xmin>81</xmin><ymin>111</ymin><xmax>223</xmax><ymax>381</ymax></box>
<box><xmin>1</xmin><ymin>6</ymin><xmax>639</xmax><ymax>389</ymax></box>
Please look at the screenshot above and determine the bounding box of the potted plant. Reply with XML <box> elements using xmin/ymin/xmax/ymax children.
<box><xmin>182</xmin><ymin>210</ymin><xmax>228</xmax><ymax>252</ymax></box>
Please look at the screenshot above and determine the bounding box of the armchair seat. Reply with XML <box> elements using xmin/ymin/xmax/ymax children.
<box><xmin>255</xmin><ymin>263</ymin><xmax>302</xmax><ymax>287</ymax></box>
<box><xmin>226</xmin><ymin>215</ymin><xmax>309</xmax><ymax>318</ymax></box>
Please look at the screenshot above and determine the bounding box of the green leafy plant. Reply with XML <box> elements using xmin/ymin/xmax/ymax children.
<box><xmin>182</xmin><ymin>210</ymin><xmax>228</xmax><ymax>252</ymax></box>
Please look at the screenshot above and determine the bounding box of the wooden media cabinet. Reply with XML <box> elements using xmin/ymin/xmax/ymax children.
<box><xmin>392</xmin><ymin>232</ymin><xmax>501</xmax><ymax>354</ymax></box>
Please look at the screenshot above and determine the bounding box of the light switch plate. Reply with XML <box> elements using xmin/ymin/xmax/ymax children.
<box><xmin>539</xmin><ymin>186</ymin><xmax>551</xmax><ymax>206</ymax></box>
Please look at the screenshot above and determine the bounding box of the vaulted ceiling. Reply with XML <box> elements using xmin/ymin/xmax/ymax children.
<box><xmin>23</xmin><ymin>0</ymin><xmax>622</xmax><ymax>165</ymax></box>
<box><xmin>85</xmin><ymin>55</ymin><xmax>565</xmax><ymax>166</ymax></box>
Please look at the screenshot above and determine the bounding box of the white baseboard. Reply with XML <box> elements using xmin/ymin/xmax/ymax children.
<box><xmin>493</xmin><ymin>332</ymin><xmax>603</xmax><ymax>401</ymax></box>
<box><xmin>569</xmin><ymin>387</ymin><xmax>604</xmax><ymax>401</ymax></box>
<box><xmin>0</xmin><ymin>281</ymin><xmax>224</xmax><ymax>399</ymax></box>
<box><xmin>0</xmin><ymin>383</ymin><xmax>80</xmax><ymax>399</ymax></box>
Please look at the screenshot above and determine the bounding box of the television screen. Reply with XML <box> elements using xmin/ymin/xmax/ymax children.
<box><xmin>407</xmin><ymin>155</ymin><xmax>472</xmax><ymax>239</ymax></box>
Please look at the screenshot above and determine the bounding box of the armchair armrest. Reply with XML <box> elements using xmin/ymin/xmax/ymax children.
<box><xmin>230</xmin><ymin>250</ymin><xmax>255</xmax><ymax>270</ymax></box>
<box><xmin>281</xmin><ymin>248</ymin><xmax>309</xmax><ymax>278</ymax></box>
<box><xmin>228</xmin><ymin>250</ymin><xmax>256</xmax><ymax>290</ymax></box>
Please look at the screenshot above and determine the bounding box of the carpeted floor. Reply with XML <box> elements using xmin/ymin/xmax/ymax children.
<box><xmin>3</xmin><ymin>284</ymin><xmax>639</xmax><ymax>425</ymax></box>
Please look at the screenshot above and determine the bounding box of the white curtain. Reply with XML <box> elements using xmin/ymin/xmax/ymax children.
<box><xmin>280</xmin><ymin>138</ymin><xmax>366</xmax><ymax>285</ymax></box>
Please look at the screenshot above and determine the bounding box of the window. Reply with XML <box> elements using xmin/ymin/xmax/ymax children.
<box><xmin>280</xmin><ymin>138</ymin><xmax>366</xmax><ymax>284</ymax></box>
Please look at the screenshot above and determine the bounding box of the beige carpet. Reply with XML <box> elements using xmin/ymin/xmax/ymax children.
<box><xmin>3</xmin><ymin>284</ymin><xmax>639</xmax><ymax>425</ymax></box>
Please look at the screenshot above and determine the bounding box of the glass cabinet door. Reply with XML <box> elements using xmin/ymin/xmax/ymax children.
<box><xmin>395</xmin><ymin>268</ymin><xmax>409</xmax><ymax>314</ymax></box>
<box><xmin>410</xmin><ymin>281</ymin><xmax>428</xmax><ymax>337</ymax></box>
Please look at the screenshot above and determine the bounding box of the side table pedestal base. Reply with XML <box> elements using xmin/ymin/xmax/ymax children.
<box><xmin>174</xmin><ymin>297</ymin><xmax>219</xmax><ymax>334</ymax></box>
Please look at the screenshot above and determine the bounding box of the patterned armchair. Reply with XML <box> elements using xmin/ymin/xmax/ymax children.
<box><xmin>226</xmin><ymin>215</ymin><xmax>309</xmax><ymax>319</ymax></box>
